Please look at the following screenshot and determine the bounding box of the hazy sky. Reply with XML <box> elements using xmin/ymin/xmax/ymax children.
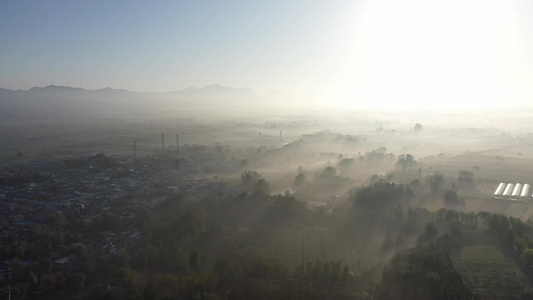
<box><xmin>1</xmin><ymin>0</ymin><xmax>532</xmax><ymax>109</ymax></box>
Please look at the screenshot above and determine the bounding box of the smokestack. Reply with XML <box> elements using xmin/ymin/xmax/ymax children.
<box><xmin>280</xmin><ymin>130</ymin><xmax>282</xmax><ymax>140</ymax></box>
<box><xmin>176</xmin><ymin>134</ymin><xmax>179</xmax><ymax>153</ymax></box>
<box><xmin>161</xmin><ymin>133</ymin><xmax>165</xmax><ymax>154</ymax></box>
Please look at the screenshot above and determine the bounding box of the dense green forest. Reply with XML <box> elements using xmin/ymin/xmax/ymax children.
<box><xmin>3</xmin><ymin>179</ymin><xmax>533</xmax><ymax>299</ymax></box>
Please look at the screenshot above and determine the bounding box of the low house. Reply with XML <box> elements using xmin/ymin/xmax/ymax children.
<box><xmin>54</xmin><ymin>255</ymin><xmax>76</xmax><ymax>270</ymax></box>
<box><xmin>166</xmin><ymin>186</ymin><xmax>180</xmax><ymax>194</ymax></box>
<box><xmin>129</xmin><ymin>231</ymin><xmax>143</xmax><ymax>243</ymax></box>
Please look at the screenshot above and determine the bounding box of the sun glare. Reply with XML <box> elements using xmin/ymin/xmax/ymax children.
<box><xmin>337</xmin><ymin>0</ymin><xmax>523</xmax><ymax>110</ymax></box>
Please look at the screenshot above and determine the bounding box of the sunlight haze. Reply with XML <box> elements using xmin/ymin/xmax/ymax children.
<box><xmin>1</xmin><ymin>0</ymin><xmax>532</xmax><ymax>110</ymax></box>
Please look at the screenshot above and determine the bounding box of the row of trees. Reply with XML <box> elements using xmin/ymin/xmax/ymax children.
<box><xmin>487</xmin><ymin>214</ymin><xmax>533</xmax><ymax>270</ymax></box>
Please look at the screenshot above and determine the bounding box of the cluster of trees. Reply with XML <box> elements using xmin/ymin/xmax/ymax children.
<box><xmin>352</xmin><ymin>182</ymin><xmax>413</xmax><ymax>215</ymax></box>
<box><xmin>359</xmin><ymin>147</ymin><xmax>396</xmax><ymax>164</ymax></box>
<box><xmin>310</xmin><ymin>166</ymin><xmax>350</xmax><ymax>191</ymax></box>
<box><xmin>428</xmin><ymin>172</ymin><xmax>445</xmax><ymax>196</ymax></box>
<box><xmin>458</xmin><ymin>170</ymin><xmax>474</xmax><ymax>188</ymax></box>
<box><xmin>378</xmin><ymin>242</ymin><xmax>475</xmax><ymax>300</ymax></box>
<box><xmin>317</xmin><ymin>166</ymin><xmax>337</xmax><ymax>179</ymax></box>
<box><xmin>395</xmin><ymin>154</ymin><xmax>417</xmax><ymax>171</ymax></box>
<box><xmin>443</xmin><ymin>190</ymin><xmax>466</xmax><ymax>208</ymax></box>
<box><xmin>487</xmin><ymin>214</ymin><xmax>533</xmax><ymax>270</ymax></box>
<box><xmin>291</xmin><ymin>166</ymin><xmax>351</xmax><ymax>198</ymax></box>
<box><xmin>293</xmin><ymin>172</ymin><xmax>306</xmax><ymax>189</ymax></box>
<box><xmin>240</xmin><ymin>171</ymin><xmax>270</xmax><ymax>194</ymax></box>
<box><xmin>336</xmin><ymin>158</ymin><xmax>356</xmax><ymax>169</ymax></box>
<box><xmin>334</xmin><ymin>148</ymin><xmax>396</xmax><ymax>175</ymax></box>
<box><xmin>240</xmin><ymin>170</ymin><xmax>261</xmax><ymax>188</ymax></box>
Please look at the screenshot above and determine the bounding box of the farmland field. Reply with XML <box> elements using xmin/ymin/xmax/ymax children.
<box><xmin>454</xmin><ymin>246</ymin><xmax>529</xmax><ymax>300</ymax></box>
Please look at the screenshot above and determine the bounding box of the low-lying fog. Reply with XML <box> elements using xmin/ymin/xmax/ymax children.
<box><xmin>2</xmin><ymin>87</ymin><xmax>533</xmax><ymax>217</ymax></box>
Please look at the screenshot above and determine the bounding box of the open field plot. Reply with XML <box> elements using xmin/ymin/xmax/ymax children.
<box><xmin>504</xmin><ymin>202</ymin><xmax>530</xmax><ymax>219</ymax></box>
<box><xmin>434</xmin><ymin>152</ymin><xmax>533</xmax><ymax>185</ymax></box>
<box><xmin>463</xmin><ymin>198</ymin><xmax>531</xmax><ymax>219</ymax></box>
<box><xmin>521</xmin><ymin>208</ymin><xmax>533</xmax><ymax>221</ymax></box>
<box><xmin>465</xmin><ymin>198</ymin><xmax>510</xmax><ymax>214</ymax></box>
<box><xmin>454</xmin><ymin>246</ymin><xmax>530</xmax><ymax>300</ymax></box>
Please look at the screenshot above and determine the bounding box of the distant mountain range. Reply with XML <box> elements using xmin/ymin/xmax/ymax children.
<box><xmin>0</xmin><ymin>84</ymin><xmax>259</xmax><ymax>119</ymax></box>
<box><xmin>1</xmin><ymin>84</ymin><xmax>256</xmax><ymax>98</ymax></box>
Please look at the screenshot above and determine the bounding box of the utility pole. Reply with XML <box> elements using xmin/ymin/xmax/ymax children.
<box><xmin>161</xmin><ymin>133</ymin><xmax>165</xmax><ymax>155</ymax></box>
<box><xmin>133</xmin><ymin>139</ymin><xmax>137</xmax><ymax>161</ymax></box>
